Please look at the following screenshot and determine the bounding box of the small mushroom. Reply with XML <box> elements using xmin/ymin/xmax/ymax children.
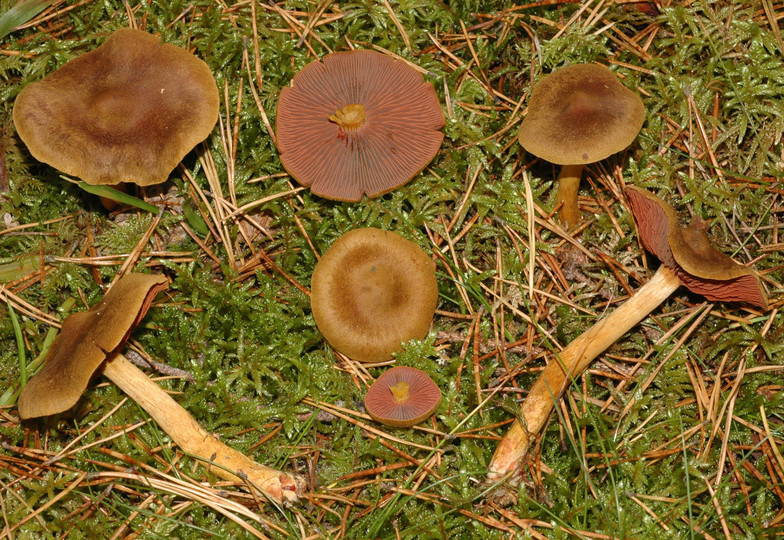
<box><xmin>17</xmin><ymin>273</ymin><xmax>304</xmax><ymax>505</ymax></box>
<box><xmin>310</xmin><ymin>228</ymin><xmax>438</xmax><ymax>363</ymax></box>
<box><xmin>276</xmin><ymin>49</ymin><xmax>445</xmax><ymax>201</ymax></box>
<box><xmin>487</xmin><ymin>185</ymin><xmax>767</xmax><ymax>482</ymax></box>
<box><xmin>518</xmin><ymin>63</ymin><xmax>645</xmax><ymax>228</ymax></box>
<box><xmin>13</xmin><ymin>28</ymin><xmax>219</xmax><ymax>186</ymax></box>
<box><xmin>364</xmin><ymin>366</ymin><xmax>441</xmax><ymax>427</ymax></box>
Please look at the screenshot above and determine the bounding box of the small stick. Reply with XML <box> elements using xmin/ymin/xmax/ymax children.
<box><xmin>103</xmin><ymin>353</ymin><xmax>305</xmax><ymax>505</ymax></box>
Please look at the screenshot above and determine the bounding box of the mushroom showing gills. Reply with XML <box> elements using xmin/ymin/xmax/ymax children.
<box><xmin>276</xmin><ymin>49</ymin><xmax>445</xmax><ymax>201</ymax></box>
<box><xmin>310</xmin><ymin>228</ymin><xmax>438</xmax><ymax>363</ymax></box>
<box><xmin>518</xmin><ymin>64</ymin><xmax>644</xmax><ymax>228</ymax></box>
<box><xmin>17</xmin><ymin>273</ymin><xmax>304</xmax><ymax>505</ymax></box>
<box><xmin>487</xmin><ymin>185</ymin><xmax>767</xmax><ymax>483</ymax></box>
<box><xmin>364</xmin><ymin>366</ymin><xmax>441</xmax><ymax>427</ymax></box>
<box><xmin>13</xmin><ymin>28</ymin><xmax>219</xmax><ymax>186</ymax></box>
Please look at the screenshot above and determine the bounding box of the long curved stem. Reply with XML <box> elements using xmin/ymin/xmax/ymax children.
<box><xmin>487</xmin><ymin>266</ymin><xmax>682</xmax><ymax>482</ymax></box>
<box><xmin>102</xmin><ymin>353</ymin><xmax>305</xmax><ymax>504</ymax></box>
<box><xmin>555</xmin><ymin>164</ymin><xmax>585</xmax><ymax>228</ymax></box>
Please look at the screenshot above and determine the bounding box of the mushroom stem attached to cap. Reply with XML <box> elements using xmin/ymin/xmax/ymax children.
<box><xmin>487</xmin><ymin>186</ymin><xmax>768</xmax><ymax>484</ymax></box>
<box><xmin>487</xmin><ymin>265</ymin><xmax>681</xmax><ymax>482</ymax></box>
<box><xmin>554</xmin><ymin>164</ymin><xmax>585</xmax><ymax>228</ymax></box>
<box><xmin>17</xmin><ymin>273</ymin><xmax>305</xmax><ymax>506</ymax></box>
<box><xmin>103</xmin><ymin>353</ymin><xmax>304</xmax><ymax>504</ymax></box>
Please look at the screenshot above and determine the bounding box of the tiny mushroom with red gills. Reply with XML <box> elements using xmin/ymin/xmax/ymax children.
<box><xmin>518</xmin><ymin>63</ymin><xmax>645</xmax><ymax>228</ymax></box>
<box><xmin>310</xmin><ymin>227</ymin><xmax>438</xmax><ymax>363</ymax></box>
<box><xmin>17</xmin><ymin>273</ymin><xmax>304</xmax><ymax>505</ymax></box>
<box><xmin>13</xmin><ymin>28</ymin><xmax>219</xmax><ymax>187</ymax></box>
<box><xmin>364</xmin><ymin>366</ymin><xmax>441</xmax><ymax>427</ymax></box>
<box><xmin>487</xmin><ymin>185</ymin><xmax>767</xmax><ymax>483</ymax></box>
<box><xmin>276</xmin><ymin>49</ymin><xmax>445</xmax><ymax>201</ymax></box>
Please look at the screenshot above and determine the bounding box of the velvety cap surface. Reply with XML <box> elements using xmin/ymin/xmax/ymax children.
<box><xmin>13</xmin><ymin>28</ymin><xmax>219</xmax><ymax>186</ymax></box>
<box><xmin>518</xmin><ymin>63</ymin><xmax>645</xmax><ymax>165</ymax></box>
<box><xmin>276</xmin><ymin>49</ymin><xmax>445</xmax><ymax>201</ymax></box>
<box><xmin>310</xmin><ymin>228</ymin><xmax>438</xmax><ymax>363</ymax></box>
<box><xmin>17</xmin><ymin>273</ymin><xmax>168</xmax><ymax>419</ymax></box>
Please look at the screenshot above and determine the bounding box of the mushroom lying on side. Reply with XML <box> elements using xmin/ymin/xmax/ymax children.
<box><xmin>276</xmin><ymin>50</ymin><xmax>445</xmax><ymax>201</ymax></box>
<box><xmin>310</xmin><ymin>228</ymin><xmax>438</xmax><ymax>363</ymax></box>
<box><xmin>17</xmin><ymin>273</ymin><xmax>304</xmax><ymax>505</ymax></box>
<box><xmin>487</xmin><ymin>185</ymin><xmax>767</xmax><ymax>483</ymax></box>
<box><xmin>518</xmin><ymin>64</ymin><xmax>645</xmax><ymax>228</ymax></box>
<box><xmin>364</xmin><ymin>366</ymin><xmax>441</xmax><ymax>427</ymax></box>
<box><xmin>13</xmin><ymin>28</ymin><xmax>219</xmax><ymax>187</ymax></box>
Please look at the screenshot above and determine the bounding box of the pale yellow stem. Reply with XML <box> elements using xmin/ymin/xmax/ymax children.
<box><xmin>555</xmin><ymin>164</ymin><xmax>584</xmax><ymax>229</ymax></box>
<box><xmin>390</xmin><ymin>381</ymin><xmax>410</xmax><ymax>403</ymax></box>
<box><xmin>487</xmin><ymin>266</ymin><xmax>682</xmax><ymax>482</ymax></box>
<box><xmin>102</xmin><ymin>353</ymin><xmax>305</xmax><ymax>505</ymax></box>
<box><xmin>329</xmin><ymin>104</ymin><xmax>366</xmax><ymax>130</ymax></box>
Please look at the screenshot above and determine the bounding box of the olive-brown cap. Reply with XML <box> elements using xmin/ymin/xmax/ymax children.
<box><xmin>625</xmin><ymin>185</ymin><xmax>768</xmax><ymax>308</ymax></box>
<box><xmin>518</xmin><ymin>63</ymin><xmax>645</xmax><ymax>165</ymax></box>
<box><xmin>310</xmin><ymin>228</ymin><xmax>438</xmax><ymax>363</ymax></box>
<box><xmin>17</xmin><ymin>273</ymin><xmax>168</xmax><ymax>419</ymax></box>
<box><xmin>276</xmin><ymin>50</ymin><xmax>445</xmax><ymax>201</ymax></box>
<box><xmin>13</xmin><ymin>29</ymin><xmax>219</xmax><ymax>186</ymax></box>
<box><xmin>364</xmin><ymin>366</ymin><xmax>441</xmax><ymax>427</ymax></box>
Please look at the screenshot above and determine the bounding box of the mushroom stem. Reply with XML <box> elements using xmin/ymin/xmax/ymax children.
<box><xmin>487</xmin><ymin>265</ymin><xmax>682</xmax><ymax>482</ymax></box>
<box><xmin>329</xmin><ymin>104</ymin><xmax>366</xmax><ymax>130</ymax></box>
<box><xmin>390</xmin><ymin>381</ymin><xmax>410</xmax><ymax>403</ymax></box>
<box><xmin>555</xmin><ymin>164</ymin><xmax>584</xmax><ymax>228</ymax></box>
<box><xmin>102</xmin><ymin>353</ymin><xmax>305</xmax><ymax>505</ymax></box>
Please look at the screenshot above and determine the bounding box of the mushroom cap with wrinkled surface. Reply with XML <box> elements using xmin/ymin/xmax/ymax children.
<box><xmin>13</xmin><ymin>28</ymin><xmax>219</xmax><ymax>186</ymax></box>
<box><xmin>625</xmin><ymin>185</ymin><xmax>768</xmax><ymax>309</ymax></box>
<box><xmin>518</xmin><ymin>63</ymin><xmax>645</xmax><ymax>165</ymax></box>
<box><xmin>310</xmin><ymin>228</ymin><xmax>438</xmax><ymax>363</ymax></box>
<box><xmin>364</xmin><ymin>366</ymin><xmax>441</xmax><ymax>427</ymax></box>
<box><xmin>276</xmin><ymin>49</ymin><xmax>445</xmax><ymax>201</ymax></box>
<box><xmin>17</xmin><ymin>273</ymin><xmax>168</xmax><ymax>419</ymax></box>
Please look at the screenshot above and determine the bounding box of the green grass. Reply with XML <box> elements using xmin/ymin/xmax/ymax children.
<box><xmin>1</xmin><ymin>0</ymin><xmax>783</xmax><ymax>538</ymax></box>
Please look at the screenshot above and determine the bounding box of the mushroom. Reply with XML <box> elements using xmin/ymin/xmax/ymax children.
<box><xmin>17</xmin><ymin>273</ymin><xmax>304</xmax><ymax>505</ymax></box>
<box><xmin>310</xmin><ymin>227</ymin><xmax>438</xmax><ymax>363</ymax></box>
<box><xmin>13</xmin><ymin>28</ymin><xmax>219</xmax><ymax>187</ymax></box>
<box><xmin>518</xmin><ymin>63</ymin><xmax>645</xmax><ymax>228</ymax></box>
<box><xmin>364</xmin><ymin>366</ymin><xmax>441</xmax><ymax>427</ymax></box>
<box><xmin>487</xmin><ymin>185</ymin><xmax>767</xmax><ymax>482</ymax></box>
<box><xmin>276</xmin><ymin>49</ymin><xmax>445</xmax><ymax>201</ymax></box>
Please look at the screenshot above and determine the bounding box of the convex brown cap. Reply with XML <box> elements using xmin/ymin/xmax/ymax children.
<box><xmin>518</xmin><ymin>63</ymin><xmax>645</xmax><ymax>165</ymax></box>
<box><xmin>310</xmin><ymin>228</ymin><xmax>438</xmax><ymax>363</ymax></box>
<box><xmin>364</xmin><ymin>366</ymin><xmax>441</xmax><ymax>427</ymax></box>
<box><xmin>276</xmin><ymin>50</ymin><xmax>445</xmax><ymax>201</ymax></box>
<box><xmin>13</xmin><ymin>29</ymin><xmax>219</xmax><ymax>186</ymax></box>
<box><xmin>17</xmin><ymin>273</ymin><xmax>167</xmax><ymax>419</ymax></box>
<box><xmin>626</xmin><ymin>185</ymin><xmax>768</xmax><ymax>308</ymax></box>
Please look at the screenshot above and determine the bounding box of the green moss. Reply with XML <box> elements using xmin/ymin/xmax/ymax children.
<box><xmin>1</xmin><ymin>0</ymin><xmax>783</xmax><ymax>537</ymax></box>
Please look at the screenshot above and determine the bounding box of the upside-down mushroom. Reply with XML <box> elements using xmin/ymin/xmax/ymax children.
<box><xmin>310</xmin><ymin>228</ymin><xmax>438</xmax><ymax>363</ymax></box>
<box><xmin>518</xmin><ymin>64</ymin><xmax>645</xmax><ymax>228</ymax></box>
<box><xmin>487</xmin><ymin>185</ymin><xmax>767</xmax><ymax>483</ymax></box>
<box><xmin>17</xmin><ymin>273</ymin><xmax>304</xmax><ymax>505</ymax></box>
<box><xmin>13</xmin><ymin>28</ymin><xmax>219</xmax><ymax>187</ymax></box>
<box><xmin>276</xmin><ymin>49</ymin><xmax>445</xmax><ymax>201</ymax></box>
<box><xmin>364</xmin><ymin>366</ymin><xmax>441</xmax><ymax>427</ymax></box>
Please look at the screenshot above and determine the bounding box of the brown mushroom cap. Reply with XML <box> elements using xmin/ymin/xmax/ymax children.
<box><xmin>518</xmin><ymin>63</ymin><xmax>645</xmax><ymax>165</ymax></box>
<box><xmin>364</xmin><ymin>366</ymin><xmax>441</xmax><ymax>427</ymax></box>
<box><xmin>310</xmin><ymin>228</ymin><xmax>438</xmax><ymax>363</ymax></box>
<box><xmin>13</xmin><ymin>29</ymin><xmax>219</xmax><ymax>186</ymax></box>
<box><xmin>276</xmin><ymin>49</ymin><xmax>445</xmax><ymax>201</ymax></box>
<box><xmin>17</xmin><ymin>273</ymin><xmax>168</xmax><ymax>419</ymax></box>
<box><xmin>626</xmin><ymin>185</ymin><xmax>768</xmax><ymax>308</ymax></box>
